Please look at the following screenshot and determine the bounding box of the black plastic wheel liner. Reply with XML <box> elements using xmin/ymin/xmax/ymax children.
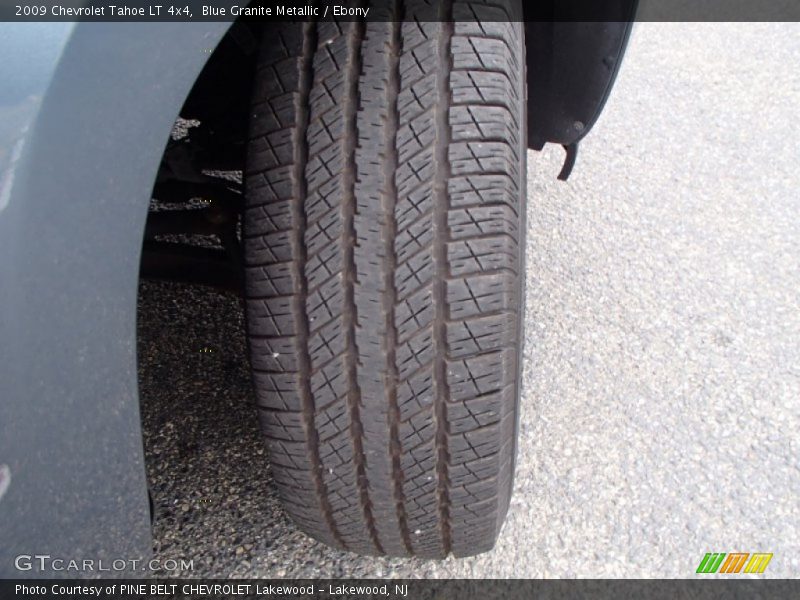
<box><xmin>524</xmin><ymin>1</ymin><xmax>637</xmax><ymax>150</ymax></box>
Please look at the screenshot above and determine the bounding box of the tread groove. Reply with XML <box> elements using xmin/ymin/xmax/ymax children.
<box><xmin>433</xmin><ymin>0</ymin><xmax>454</xmax><ymax>556</ymax></box>
<box><xmin>293</xmin><ymin>21</ymin><xmax>346</xmax><ymax>549</ymax></box>
<box><xmin>385</xmin><ymin>3</ymin><xmax>415</xmax><ymax>555</ymax></box>
<box><xmin>341</xmin><ymin>17</ymin><xmax>383</xmax><ymax>555</ymax></box>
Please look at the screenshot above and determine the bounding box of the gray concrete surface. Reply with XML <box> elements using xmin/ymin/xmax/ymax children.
<box><xmin>139</xmin><ymin>23</ymin><xmax>800</xmax><ymax>577</ymax></box>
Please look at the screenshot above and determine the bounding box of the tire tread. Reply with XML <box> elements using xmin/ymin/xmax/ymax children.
<box><xmin>245</xmin><ymin>0</ymin><xmax>525</xmax><ymax>558</ymax></box>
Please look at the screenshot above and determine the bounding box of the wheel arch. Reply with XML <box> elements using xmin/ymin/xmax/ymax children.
<box><xmin>0</xmin><ymin>21</ymin><xmax>231</xmax><ymax>570</ymax></box>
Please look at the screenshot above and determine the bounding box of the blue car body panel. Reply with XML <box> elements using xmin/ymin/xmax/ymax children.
<box><xmin>0</xmin><ymin>22</ymin><xmax>230</xmax><ymax>577</ymax></box>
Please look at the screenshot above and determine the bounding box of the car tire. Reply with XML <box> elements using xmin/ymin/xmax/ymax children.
<box><xmin>243</xmin><ymin>0</ymin><xmax>526</xmax><ymax>558</ymax></box>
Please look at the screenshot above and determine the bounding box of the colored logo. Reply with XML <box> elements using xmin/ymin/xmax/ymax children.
<box><xmin>696</xmin><ymin>552</ymin><xmax>773</xmax><ymax>574</ymax></box>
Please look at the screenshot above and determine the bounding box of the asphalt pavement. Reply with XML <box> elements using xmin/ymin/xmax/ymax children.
<box><xmin>138</xmin><ymin>23</ymin><xmax>800</xmax><ymax>578</ymax></box>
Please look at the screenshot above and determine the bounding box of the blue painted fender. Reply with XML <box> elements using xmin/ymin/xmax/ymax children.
<box><xmin>0</xmin><ymin>21</ymin><xmax>230</xmax><ymax>577</ymax></box>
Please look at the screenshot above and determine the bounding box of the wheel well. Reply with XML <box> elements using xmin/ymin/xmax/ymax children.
<box><xmin>139</xmin><ymin>21</ymin><xmax>263</xmax><ymax>291</ymax></box>
<box><xmin>177</xmin><ymin>21</ymin><xmax>262</xmax><ymax>171</ymax></box>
